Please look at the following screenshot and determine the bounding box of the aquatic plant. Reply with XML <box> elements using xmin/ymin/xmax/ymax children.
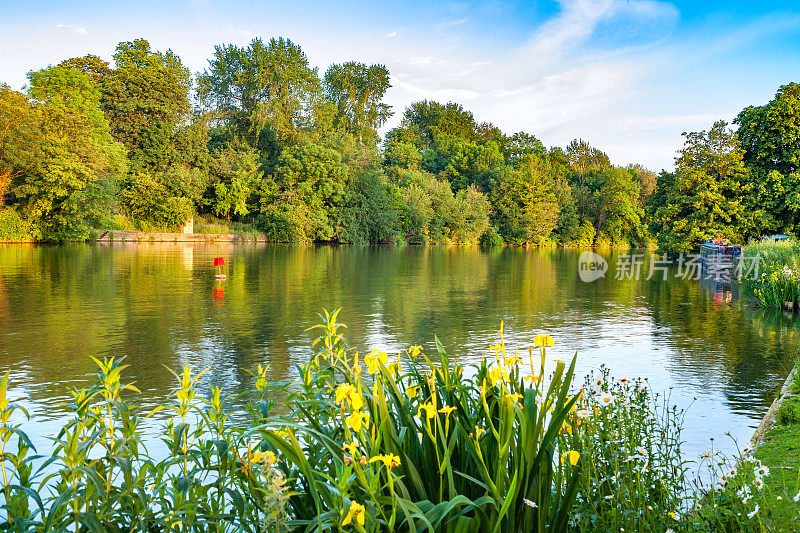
<box><xmin>0</xmin><ymin>311</ymin><xmax>583</xmax><ymax>532</ymax></box>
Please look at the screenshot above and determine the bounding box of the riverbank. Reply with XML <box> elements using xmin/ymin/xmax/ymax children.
<box><xmin>91</xmin><ymin>229</ymin><xmax>267</xmax><ymax>243</ymax></box>
<box><xmin>749</xmin><ymin>365</ymin><xmax>800</xmax><ymax>529</ymax></box>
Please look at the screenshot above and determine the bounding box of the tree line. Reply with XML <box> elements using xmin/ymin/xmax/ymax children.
<box><xmin>1</xmin><ymin>36</ymin><xmax>796</xmax><ymax>251</ymax></box>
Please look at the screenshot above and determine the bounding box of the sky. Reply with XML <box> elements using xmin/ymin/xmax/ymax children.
<box><xmin>1</xmin><ymin>0</ymin><xmax>800</xmax><ymax>171</ymax></box>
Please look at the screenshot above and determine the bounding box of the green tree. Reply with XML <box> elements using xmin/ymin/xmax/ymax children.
<box><xmin>198</xmin><ymin>37</ymin><xmax>321</xmax><ymax>153</ymax></box>
<box><xmin>490</xmin><ymin>156</ymin><xmax>559</xmax><ymax>245</ymax></box>
<box><xmin>1</xmin><ymin>68</ymin><xmax>126</xmax><ymax>240</ymax></box>
<box><xmin>208</xmin><ymin>144</ymin><xmax>261</xmax><ymax>221</ymax></box>
<box><xmin>259</xmin><ymin>143</ymin><xmax>348</xmax><ymax>241</ymax></box>
<box><xmin>102</xmin><ymin>39</ymin><xmax>192</xmax><ymax>172</ymax></box>
<box><xmin>651</xmin><ymin>121</ymin><xmax>753</xmax><ymax>253</ymax></box>
<box><xmin>736</xmin><ymin>82</ymin><xmax>800</xmax><ymax>175</ymax></box>
<box><xmin>323</xmin><ymin>62</ymin><xmax>392</xmax><ymax>146</ymax></box>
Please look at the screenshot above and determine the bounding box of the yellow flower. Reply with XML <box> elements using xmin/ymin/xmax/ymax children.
<box><xmin>369</xmin><ymin>453</ymin><xmax>401</xmax><ymax>469</ymax></box>
<box><xmin>409</xmin><ymin>345</ymin><xmax>423</xmax><ymax>357</ymax></box>
<box><xmin>364</xmin><ymin>350</ymin><xmax>388</xmax><ymax>374</ymax></box>
<box><xmin>561</xmin><ymin>450</ymin><xmax>580</xmax><ymax>466</ymax></box>
<box><xmin>474</xmin><ymin>426</ymin><xmax>485</xmax><ymax>438</ymax></box>
<box><xmin>342</xmin><ymin>441</ymin><xmax>359</xmax><ymax>456</ymax></box>
<box><xmin>534</xmin><ymin>334</ymin><xmax>554</xmax><ymax>347</ymax></box>
<box><xmin>336</xmin><ymin>383</ymin><xmax>353</xmax><ymax>405</ymax></box>
<box><xmin>561</xmin><ymin>422</ymin><xmax>572</xmax><ymax>435</ymax></box>
<box><xmin>507</xmin><ymin>392</ymin><xmax>523</xmax><ymax>406</ymax></box>
<box><xmin>504</xmin><ymin>353</ymin><xmax>523</xmax><ymax>366</ymax></box>
<box><xmin>346</xmin><ymin>411</ymin><xmax>370</xmax><ymax>432</ymax></box>
<box><xmin>342</xmin><ymin>501</ymin><xmax>366</xmax><ymax>526</ymax></box>
<box><xmin>417</xmin><ymin>402</ymin><xmax>437</xmax><ymax>420</ymax></box>
<box><xmin>488</xmin><ymin>367</ymin><xmax>504</xmax><ymax>386</ymax></box>
<box><xmin>438</xmin><ymin>405</ymin><xmax>457</xmax><ymax>416</ymax></box>
<box><xmin>524</xmin><ymin>373</ymin><xmax>540</xmax><ymax>384</ymax></box>
<box><xmin>405</xmin><ymin>386</ymin><xmax>418</xmax><ymax>398</ymax></box>
<box><xmin>263</xmin><ymin>451</ymin><xmax>277</xmax><ymax>465</ymax></box>
<box><xmin>335</xmin><ymin>383</ymin><xmax>364</xmax><ymax>411</ymax></box>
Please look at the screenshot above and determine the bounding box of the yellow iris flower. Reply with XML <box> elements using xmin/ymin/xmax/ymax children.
<box><xmin>534</xmin><ymin>334</ymin><xmax>555</xmax><ymax>347</ymax></box>
<box><xmin>561</xmin><ymin>450</ymin><xmax>580</xmax><ymax>465</ymax></box>
<box><xmin>417</xmin><ymin>402</ymin><xmax>436</xmax><ymax>420</ymax></box>
<box><xmin>364</xmin><ymin>350</ymin><xmax>388</xmax><ymax>374</ymax></box>
<box><xmin>342</xmin><ymin>501</ymin><xmax>366</xmax><ymax>526</ymax></box>
<box><xmin>369</xmin><ymin>453</ymin><xmax>401</xmax><ymax>469</ymax></box>
<box><xmin>405</xmin><ymin>385</ymin><xmax>419</xmax><ymax>398</ymax></box>
<box><xmin>345</xmin><ymin>411</ymin><xmax>370</xmax><ymax>432</ymax></box>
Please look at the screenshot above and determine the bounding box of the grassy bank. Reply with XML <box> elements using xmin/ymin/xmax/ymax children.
<box><xmin>741</xmin><ymin>239</ymin><xmax>800</xmax><ymax>309</ymax></box>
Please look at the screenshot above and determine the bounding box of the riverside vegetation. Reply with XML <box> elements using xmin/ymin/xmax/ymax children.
<box><xmin>4</xmin><ymin>37</ymin><xmax>800</xmax><ymax>251</ymax></box>
<box><xmin>0</xmin><ymin>309</ymin><xmax>780</xmax><ymax>532</ymax></box>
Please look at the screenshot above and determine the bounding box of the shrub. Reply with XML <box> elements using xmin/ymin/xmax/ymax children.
<box><xmin>0</xmin><ymin>208</ymin><xmax>33</xmax><ymax>241</ymax></box>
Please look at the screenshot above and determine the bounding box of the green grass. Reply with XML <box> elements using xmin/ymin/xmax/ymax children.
<box><xmin>752</xmin><ymin>423</ymin><xmax>800</xmax><ymax>531</ymax></box>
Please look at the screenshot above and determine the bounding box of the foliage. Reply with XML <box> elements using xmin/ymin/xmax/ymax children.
<box><xmin>0</xmin><ymin>68</ymin><xmax>126</xmax><ymax>241</ymax></box>
<box><xmin>102</xmin><ymin>39</ymin><xmax>193</xmax><ymax>173</ymax></box>
<box><xmin>0</xmin><ymin>311</ymin><xmax>585</xmax><ymax>532</ymax></box>
<box><xmin>740</xmin><ymin>239</ymin><xmax>800</xmax><ymax>309</ymax></box>
<box><xmin>649</xmin><ymin>121</ymin><xmax>753</xmax><ymax>253</ymax></box>
<box><xmin>0</xmin><ymin>208</ymin><xmax>32</xmax><ymax>241</ymax></box>
<box><xmin>208</xmin><ymin>143</ymin><xmax>262</xmax><ymax>220</ymax></box>
<box><xmin>337</xmin><ymin>169</ymin><xmax>400</xmax><ymax>244</ymax></box>
<box><xmin>323</xmin><ymin>62</ymin><xmax>392</xmax><ymax>146</ymax></box>
<box><xmin>118</xmin><ymin>173</ymin><xmax>194</xmax><ymax>230</ymax></box>
<box><xmin>569</xmin><ymin>369</ymin><xmax>687</xmax><ymax>532</ymax></box>
<box><xmin>490</xmin><ymin>158</ymin><xmax>559</xmax><ymax>245</ymax></box>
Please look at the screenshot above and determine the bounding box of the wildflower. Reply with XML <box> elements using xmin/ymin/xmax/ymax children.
<box><xmin>474</xmin><ymin>426</ymin><xmax>486</xmax><ymax>438</ymax></box>
<box><xmin>369</xmin><ymin>453</ymin><xmax>401</xmax><ymax>469</ymax></box>
<box><xmin>534</xmin><ymin>334</ymin><xmax>554</xmax><ymax>347</ymax></box>
<box><xmin>561</xmin><ymin>422</ymin><xmax>572</xmax><ymax>435</ymax></box>
<box><xmin>335</xmin><ymin>383</ymin><xmax>364</xmax><ymax>411</ymax></box>
<box><xmin>488</xmin><ymin>367</ymin><xmax>504</xmax><ymax>386</ymax></box>
<box><xmin>667</xmin><ymin>512</ymin><xmax>676</xmax><ymax>520</ymax></box>
<box><xmin>576</xmin><ymin>409</ymin><xmax>590</xmax><ymax>418</ymax></box>
<box><xmin>342</xmin><ymin>501</ymin><xmax>366</xmax><ymax>526</ymax></box>
<box><xmin>507</xmin><ymin>392</ymin><xmax>523</xmax><ymax>406</ymax></box>
<box><xmin>405</xmin><ymin>385</ymin><xmax>418</xmax><ymax>398</ymax></box>
<box><xmin>364</xmin><ymin>350</ymin><xmax>388</xmax><ymax>374</ymax></box>
<box><xmin>505</xmin><ymin>353</ymin><xmax>523</xmax><ymax>366</ymax></box>
<box><xmin>417</xmin><ymin>402</ymin><xmax>437</xmax><ymax>420</ymax></box>
<box><xmin>438</xmin><ymin>405</ymin><xmax>456</xmax><ymax>416</ymax></box>
<box><xmin>409</xmin><ymin>345</ymin><xmax>422</xmax><ymax>357</ymax></box>
<box><xmin>595</xmin><ymin>392</ymin><xmax>614</xmax><ymax>406</ymax></box>
<box><xmin>263</xmin><ymin>451</ymin><xmax>277</xmax><ymax>465</ymax></box>
<box><xmin>342</xmin><ymin>441</ymin><xmax>359</xmax><ymax>456</ymax></box>
<box><xmin>524</xmin><ymin>373</ymin><xmax>540</xmax><ymax>384</ymax></box>
<box><xmin>345</xmin><ymin>411</ymin><xmax>369</xmax><ymax>432</ymax></box>
<box><xmin>523</xmin><ymin>498</ymin><xmax>538</xmax><ymax>508</ymax></box>
<box><xmin>561</xmin><ymin>450</ymin><xmax>580</xmax><ymax>466</ymax></box>
<box><xmin>754</xmin><ymin>464</ymin><xmax>769</xmax><ymax>478</ymax></box>
<box><xmin>747</xmin><ymin>504</ymin><xmax>759</xmax><ymax>519</ymax></box>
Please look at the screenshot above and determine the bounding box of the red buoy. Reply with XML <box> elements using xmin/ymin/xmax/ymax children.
<box><xmin>214</xmin><ymin>257</ymin><xmax>226</xmax><ymax>279</ymax></box>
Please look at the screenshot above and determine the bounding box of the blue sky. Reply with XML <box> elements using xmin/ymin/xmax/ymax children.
<box><xmin>1</xmin><ymin>0</ymin><xmax>799</xmax><ymax>170</ymax></box>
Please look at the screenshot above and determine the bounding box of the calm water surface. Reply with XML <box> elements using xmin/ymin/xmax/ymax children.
<box><xmin>0</xmin><ymin>243</ymin><xmax>796</xmax><ymax>463</ymax></box>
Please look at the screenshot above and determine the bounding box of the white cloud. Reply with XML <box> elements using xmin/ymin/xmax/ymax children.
<box><xmin>56</xmin><ymin>23</ymin><xmax>86</xmax><ymax>35</ymax></box>
<box><xmin>385</xmin><ymin>30</ymin><xmax>398</xmax><ymax>38</ymax></box>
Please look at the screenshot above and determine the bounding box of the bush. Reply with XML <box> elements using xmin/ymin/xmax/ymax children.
<box><xmin>118</xmin><ymin>173</ymin><xmax>194</xmax><ymax>231</ymax></box>
<box><xmin>741</xmin><ymin>239</ymin><xmax>800</xmax><ymax>309</ymax></box>
<box><xmin>0</xmin><ymin>208</ymin><xmax>33</xmax><ymax>241</ymax></box>
<box><xmin>480</xmin><ymin>225</ymin><xmax>504</xmax><ymax>246</ymax></box>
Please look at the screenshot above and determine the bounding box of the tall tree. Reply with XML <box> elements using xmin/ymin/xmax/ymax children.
<box><xmin>102</xmin><ymin>39</ymin><xmax>192</xmax><ymax>172</ymax></box>
<box><xmin>198</xmin><ymin>37</ymin><xmax>321</xmax><ymax>152</ymax></box>
<box><xmin>1</xmin><ymin>68</ymin><xmax>126</xmax><ymax>240</ymax></box>
<box><xmin>650</xmin><ymin>121</ymin><xmax>753</xmax><ymax>253</ymax></box>
<box><xmin>323</xmin><ymin>62</ymin><xmax>392</xmax><ymax>145</ymax></box>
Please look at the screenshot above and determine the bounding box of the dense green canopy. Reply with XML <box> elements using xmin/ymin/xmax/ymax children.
<box><xmin>4</xmin><ymin>35</ymin><xmax>799</xmax><ymax>249</ymax></box>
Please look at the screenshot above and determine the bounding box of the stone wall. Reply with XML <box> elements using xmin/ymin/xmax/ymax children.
<box><xmin>92</xmin><ymin>230</ymin><xmax>268</xmax><ymax>243</ymax></box>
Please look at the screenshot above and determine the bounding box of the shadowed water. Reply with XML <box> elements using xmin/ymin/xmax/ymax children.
<box><xmin>0</xmin><ymin>243</ymin><xmax>796</xmax><ymax>462</ymax></box>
